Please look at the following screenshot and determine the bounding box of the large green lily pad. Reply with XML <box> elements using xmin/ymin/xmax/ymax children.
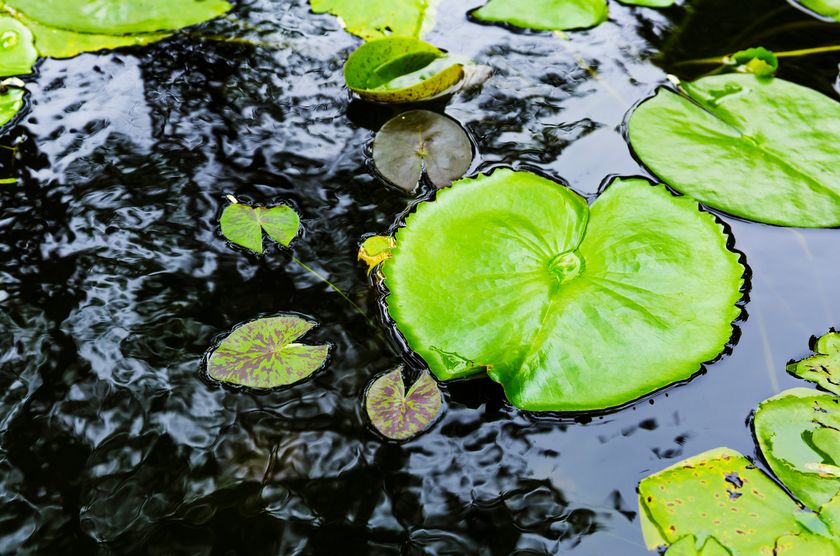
<box><xmin>471</xmin><ymin>0</ymin><xmax>608</xmax><ymax>31</ymax></box>
<box><xmin>754</xmin><ymin>388</ymin><xmax>840</xmax><ymax>510</ymax></box>
<box><xmin>220</xmin><ymin>202</ymin><xmax>300</xmax><ymax>255</ymax></box>
<box><xmin>382</xmin><ymin>169</ymin><xmax>744</xmax><ymax>412</ymax></box>
<box><xmin>344</xmin><ymin>37</ymin><xmax>465</xmax><ymax>103</ymax></box>
<box><xmin>787</xmin><ymin>331</ymin><xmax>840</xmax><ymax>395</ymax></box>
<box><xmin>207</xmin><ymin>315</ymin><xmax>331</xmax><ymax>389</ymax></box>
<box><xmin>638</xmin><ymin>447</ymin><xmax>837</xmax><ymax>554</ymax></box>
<box><xmin>0</xmin><ymin>15</ymin><xmax>35</xmax><ymax>76</ymax></box>
<box><xmin>310</xmin><ymin>0</ymin><xmax>428</xmax><ymax>40</ymax></box>
<box><xmin>793</xmin><ymin>0</ymin><xmax>840</xmax><ymax>21</ymax></box>
<box><xmin>627</xmin><ymin>74</ymin><xmax>840</xmax><ymax>227</ymax></box>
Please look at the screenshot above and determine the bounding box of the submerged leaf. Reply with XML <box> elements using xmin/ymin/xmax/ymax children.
<box><xmin>793</xmin><ymin>0</ymin><xmax>840</xmax><ymax>22</ymax></box>
<box><xmin>787</xmin><ymin>331</ymin><xmax>840</xmax><ymax>395</ymax></box>
<box><xmin>728</xmin><ymin>46</ymin><xmax>778</xmax><ymax>77</ymax></box>
<box><xmin>358</xmin><ymin>235</ymin><xmax>396</xmax><ymax>275</ymax></box>
<box><xmin>628</xmin><ymin>74</ymin><xmax>840</xmax><ymax>227</ymax></box>
<box><xmin>344</xmin><ymin>37</ymin><xmax>465</xmax><ymax>103</ymax></box>
<box><xmin>310</xmin><ymin>0</ymin><xmax>428</xmax><ymax>40</ymax></box>
<box><xmin>365</xmin><ymin>367</ymin><xmax>442</xmax><ymax>440</ymax></box>
<box><xmin>754</xmin><ymin>388</ymin><xmax>840</xmax><ymax>510</ymax></box>
<box><xmin>373</xmin><ymin>110</ymin><xmax>472</xmax><ymax>191</ymax></box>
<box><xmin>472</xmin><ymin>0</ymin><xmax>608</xmax><ymax>31</ymax></box>
<box><xmin>382</xmin><ymin>169</ymin><xmax>744</xmax><ymax>412</ymax></box>
<box><xmin>0</xmin><ymin>78</ymin><xmax>25</xmax><ymax>127</ymax></box>
<box><xmin>207</xmin><ymin>315</ymin><xmax>330</xmax><ymax>389</ymax></box>
<box><xmin>0</xmin><ymin>16</ymin><xmax>36</xmax><ymax>76</ymax></box>
<box><xmin>220</xmin><ymin>202</ymin><xmax>300</xmax><ymax>255</ymax></box>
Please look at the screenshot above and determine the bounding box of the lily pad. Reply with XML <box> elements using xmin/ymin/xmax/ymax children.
<box><xmin>0</xmin><ymin>78</ymin><xmax>25</xmax><ymax>127</ymax></box>
<box><xmin>793</xmin><ymin>0</ymin><xmax>840</xmax><ymax>21</ymax></box>
<box><xmin>344</xmin><ymin>37</ymin><xmax>466</xmax><ymax>103</ymax></box>
<box><xmin>627</xmin><ymin>74</ymin><xmax>840</xmax><ymax>227</ymax></box>
<box><xmin>0</xmin><ymin>16</ymin><xmax>36</xmax><ymax>76</ymax></box>
<box><xmin>310</xmin><ymin>0</ymin><xmax>428</xmax><ymax>40</ymax></box>
<box><xmin>365</xmin><ymin>367</ymin><xmax>442</xmax><ymax>440</ymax></box>
<box><xmin>381</xmin><ymin>169</ymin><xmax>744</xmax><ymax>412</ymax></box>
<box><xmin>220</xmin><ymin>201</ymin><xmax>300</xmax><ymax>255</ymax></box>
<box><xmin>358</xmin><ymin>235</ymin><xmax>396</xmax><ymax>275</ymax></box>
<box><xmin>787</xmin><ymin>331</ymin><xmax>840</xmax><ymax>395</ymax></box>
<box><xmin>471</xmin><ymin>0</ymin><xmax>608</xmax><ymax>31</ymax></box>
<box><xmin>728</xmin><ymin>46</ymin><xmax>778</xmax><ymax>77</ymax></box>
<box><xmin>638</xmin><ymin>447</ymin><xmax>836</xmax><ymax>553</ymax></box>
<box><xmin>754</xmin><ymin>388</ymin><xmax>840</xmax><ymax>510</ymax></box>
<box><xmin>373</xmin><ymin>110</ymin><xmax>473</xmax><ymax>191</ymax></box>
<box><xmin>206</xmin><ymin>315</ymin><xmax>331</xmax><ymax>389</ymax></box>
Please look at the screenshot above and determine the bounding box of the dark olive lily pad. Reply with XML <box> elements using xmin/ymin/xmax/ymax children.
<box><xmin>754</xmin><ymin>388</ymin><xmax>840</xmax><ymax>510</ymax></box>
<box><xmin>373</xmin><ymin>110</ymin><xmax>473</xmax><ymax>191</ymax></box>
<box><xmin>344</xmin><ymin>37</ymin><xmax>465</xmax><ymax>103</ymax></box>
<box><xmin>0</xmin><ymin>78</ymin><xmax>25</xmax><ymax>127</ymax></box>
<box><xmin>471</xmin><ymin>0</ymin><xmax>608</xmax><ymax>31</ymax></box>
<box><xmin>0</xmin><ymin>16</ymin><xmax>36</xmax><ymax>76</ymax></box>
<box><xmin>787</xmin><ymin>331</ymin><xmax>840</xmax><ymax>395</ymax></box>
<box><xmin>207</xmin><ymin>315</ymin><xmax>331</xmax><ymax>389</ymax></box>
<box><xmin>220</xmin><ymin>201</ymin><xmax>300</xmax><ymax>255</ymax></box>
<box><xmin>728</xmin><ymin>46</ymin><xmax>778</xmax><ymax>77</ymax></box>
<box><xmin>358</xmin><ymin>235</ymin><xmax>396</xmax><ymax>275</ymax></box>
<box><xmin>381</xmin><ymin>169</ymin><xmax>744</xmax><ymax>412</ymax></box>
<box><xmin>627</xmin><ymin>74</ymin><xmax>840</xmax><ymax>227</ymax></box>
<box><xmin>365</xmin><ymin>367</ymin><xmax>442</xmax><ymax>440</ymax></box>
<box><xmin>310</xmin><ymin>0</ymin><xmax>429</xmax><ymax>40</ymax></box>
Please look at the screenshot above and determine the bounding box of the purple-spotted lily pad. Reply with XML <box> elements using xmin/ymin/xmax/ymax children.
<box><xmin>207</xmin><ymin>315</ymin><xmax>330</xmax><ymax>389</ymax></box>
<box><xmin>365</xmin><ymin>367</ymin><xmax>442</xmax><ymax>440</ymax></box>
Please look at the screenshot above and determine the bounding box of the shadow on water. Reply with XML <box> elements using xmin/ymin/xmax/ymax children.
<box><xmin>0</xmin><ymin>0</ymin><xmax>838</xmax><ymax>554</ymax></box>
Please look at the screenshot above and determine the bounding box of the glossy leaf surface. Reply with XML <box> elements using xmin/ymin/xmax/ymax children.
<box><xmin>373</xmin><ymin>110</ymin><xmax>472</xmax><ymax>191</ymax></box>
<box><xmin>344</xmin><ymin>37</ymin><xmax>465</xmax><ymax>103</ymax></box>
<box><xmin>729</xmin><ymin>46</ymin><xmax>778</xmax><ymax>77</ymax></box>
<box><xmin>358</xmin><ymin>235</ymin><xmax>395</xmax><ymax>275</ymax></box>
<box><xmin>0</xmin><ymin>16</ymin><xmax>36</xmax><ymax>76</ymax></box>
<box><xmin>0</xmin><ymin>80</ymin><xmax>24</xmax><ymax>127</ymax></box>
<box><xmin>207</xmin><ymin>315</ymin><xmax>330</xmax><ymax>389</ymax></box>
<box><xmin>754</xmin><ymin>388</ymin><xmax>840</xmax><ymax>510</ymax></box>
<box><xmin>382</xmin><ymin>169</ymin><xmax>744</xmax><ymax>411</ymax></box>
<box><xmin>794</xmin><ymin>0</ymin><xmax>840</xmax><ymax>21</ymax></box>
<box><xmin>310</xmin><ymin>0</ymin><xmax>428</xmax><ymax>40</ymax></box>
<box><xmin>365</xmin><ymin>367</ymin><xmax>442</xmax><ymax>440</ymax></box>
<box><xmin>472</xmin><ymin>0</ymin><xmax>608</xmax><ymax>31</ymax></box>
<box><xmin>638</xmin><ymin>448</ymin><xmax>833</xmax><ymax>553</ymax></box>
<box><xmin>787</xmin><ymin>331</ymin><xmax>840</xmax><ymax>395</ymax></box>
<box><xmin>220</xmin><ymin>203</ymin><xmax>300</xmax><ymax>255</ymax></box>
<box><xmin>628</xmin><ymin>74</ymin><xmax>840</xmax><ymax>227</ymax></box>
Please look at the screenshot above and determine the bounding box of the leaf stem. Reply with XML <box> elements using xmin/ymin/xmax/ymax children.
<box><xmin>676</xmin><ymin>44</ymin><xmax>840</xmax><ymax>66</ymax></box>
<box><xmin>291</xmin><ymin>256</ymin><xmax>374</xmax><ymax>326</ymax></box>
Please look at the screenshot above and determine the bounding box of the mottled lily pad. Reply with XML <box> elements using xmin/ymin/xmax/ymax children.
<box><xmin>787</xmin><ymin>331</ymin><xmax>840</xmax><ymax>395</ymax></box>
<box><xmin>754</xmin><ymin>388</ymin><xmax>840</xmax><ymax>510</ymax></box>
<box><xmin>373</xmin><ymin>110</ymin><xmax>473</xmax><ymax>191</ymax></box>
<box><xmin>220</xmin><ymin>201</ymin><xmax>300</xmax><ymax>255</ymax></box>
<box><xmin>627</xmin><ymin>74</ymin><xmax>840</xmax><ymax>227</ymax></box>
<box><xmin>382</xmin><ymin>169</ymin><xmax>744</xmax><ymax>412</ymax></box>
<box><xmin>471</xmin><ymin>0</ymin><xmax>608</xmax><ymax>31</ymax></box>
<box><xmin>365</xmin><ymin>367</ymin><xmax>442</xmax><ymax>440</ymax></box>
<box><xmin>0</xmin><ymin>78</ymin><xmax>25</xmax><ymax>127</ymax></box>
<box><xmin>344</xmin><ymin>37</ymin><xmax>466</xmax><ymax>103</ymax></box>
<box><xmin>309</xmin><ymin>0</ymin><xmax>428</xmax><ymax>40</ymax></box>
<box><xmin>793</xmin><ymin>0</ymin><xmax>840</xmax><ymax>22</ymax></box>
<box><xmin>207</xmin><ymin>315</ymin><xmax>331</xmax><ymax>389</ymax></box>
<box><xmin>0</xmin><ymin>16</ymin><xmax>36</xmax><ymax>76</ymax></box>
<box><xmin>728</xmin><ymin>46</ymin><xmax>778</xmax><ymax>77</ymax></box>
<box><xmin>358</xmin><ymin>235</ymin><xmax>395</xmax><ymax>275</ymax></box>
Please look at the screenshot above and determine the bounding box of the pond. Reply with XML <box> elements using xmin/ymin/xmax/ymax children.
<box><xmin>1</xmin><ymin>0</ymin><xmax>839</xmax><ymax>553</ymax></box>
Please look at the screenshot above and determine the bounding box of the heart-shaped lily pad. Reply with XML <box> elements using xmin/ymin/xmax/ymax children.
<box><xmin>206</xmin><ymin>315</ymin><xmax>331</xmax><ymax>389</ymax></box>
<box><xmin>310</xmin><ymin>0</ymin><xmax>429</xmax><ymax>40</ymax></box>
<box><xmin>358</xmin><ymin>235</ymin><xmax>396</xmax><ymax>275</ymax></box>
<box><xmin>0</xmin><ymin>16</ymin><xmax>36</xmax><ymax>76</ymax></box>
<box><xmin>381</xmin><ymin>169</ymin><xmax>744</xmax><ymax>412</ymax></box>
<box><xmin>220</xmin><ymin>200</ymin><xmax>300</xmax><ymax>255</ymax></box>
<box><xmin>754</xmin><ymin>388</ymin><xmax>840</xmax><ymax>510</ymax></box>
<box><xmin>373</xmin><ymin>110</ymin><xmax>473</xmax><ymax>191</ymax></box>
<box><xmin>793</xmin><ymin>0</ymin><xmax>840</xmax><ymax>22</ymax></box>
<box><xmin>365</xmin><ymin>367</ymin><xmax>442</xmax><ymax>440</ymax></box>
<box><xmin>0</xmin><ymin>78</ymin><xmax>25</xmax><ymax>127</ymax></box>
<box><xmin>627</xmin><ymin>74</ymin><xmax>840</xmax><ymax>227</ymax></box>
<box><xmin>471</xmin><ymin>0</ymin><xmax>608</xmax><ymax>31</ymax></box>
<box><xmin>344</xmin><ymin>37</ymin><xmax>466</xmax><ymax>104</ymax></box>
<box><xmin>787</xmin><ymin>331</ymin><xmax>840</xmax><ymax>395</ymax></box>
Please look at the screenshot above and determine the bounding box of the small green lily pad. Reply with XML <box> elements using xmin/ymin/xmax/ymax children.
<box><xmin>471</xmin><ymin>0</ymin><xmax>608</xmax><ymax>31</ymax></box>
<box><xmin>310</xmin><ymin>0</ymin><xmax>428</xmax><ymax>40</ymax></box>
<box><xmin>728</xmin><ymin>47</ymin><xmax>778</xmax><ymax>77</ymax></box>
<box><xmin>344</xmin><ymin>37</ymin><xmax>466</xmax><ymax>104</ymax></box>
<box><xmin>358</xmin><ymin>235</ymin><xmax>395</xmax><ymax>275</ymax></box>
<box><xmin>365</xmin><ymin>367</ymin><xmax>443</xmax><ymax>440</ymax></box>
<box><xmin>220</xmin><ymin>201</ymin><xmax>300</xmax><ymax>255</ymax></box>
<box><xmin>373</xmin><ymin>110</ymin><xmax>473</xmax><ymax>191</ymax></box>
<box><xmin>0</xmin><ymin>16</ymin><xmax>36</xmax><ymax>76</ymax></box>
<box><xmin>0</xmin><ymin>78</ymin><xmax>25</xmax><ymax>127</ymax></box>
<box><xmin>207</xmin><ymin>315</ymin><xmax>331</xmax><ymax>389</ymax></box>
<box><xmin>793</xmin><ymin>0</ymin><xmax>840</xmax><ymax>22</ymax></box>
<box><xmin>787</xmin><ymin>331</ymin><xmax>840</xmax><ymax>395</ymax></box>
<box><xmin>754</xmin><ymin>388</ymin><xmax>840</xmax><ymax>510</ymax></box>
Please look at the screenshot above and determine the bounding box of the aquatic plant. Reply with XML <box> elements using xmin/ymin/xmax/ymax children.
<box><xmin>787</xmin><ymin>331</ymin><xmax>840</xmax><ymax>395</ymax></box>
<box><xmin>365</xmin><ymin>367</ymin><xmax>443</xmax><ymax>440</ymax></box>
<box><xmin>310</xmin><ymin>0</ymin><xmax>429</xmax><ymax>40</ymax></box>
<box><xmin>220</xmin><ymin>200</ymin><xmax>300</xmax><ymax>255</ymax></box>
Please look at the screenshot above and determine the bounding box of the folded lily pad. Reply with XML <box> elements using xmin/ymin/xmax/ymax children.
<box><xmin>0</xmin><ymin>78</ymin><xmax>25</xmax><ymax>127</ymax></box>
<box><xmin>220</xmin><ymin>201</ymin><xmax>300</xmax><ymax>255</ymax></box>
<box><xmin>638</xmin><ymin>447</ymin><xmax>836</xmax><ymax>554</ymax></box>
<box><xmin>0</xmin><ymin>16</ymin><xmax>36</xmax><ymax>76</ymax></box>
<box><xmin>729</xmin><ymin>46</ymin><xmax>778</xmax><ymax>77</ymax></box>
<box><xmin>358</xmin><ymin>235</ymin><xmax>396</xmax><ymax>275</ymax></box>
<box><xmin>471</xmin><ymin>0</ymin><xmax>608</xmax><ymax>31</ymax></box>
<box><xmin>787</xmin><ymin>331</ymin><xmax>840</xmax><ymax>395</ymax></box>
<box><xmin>310</xmin><ymin>0</ymin><xmax>428</xmax><ymax>40</ymax></box>
<box><xmin>382</xmin><ymin>169</ymin><xmax>744</xmax><ymax>412</ymax></box>
<box><xmin>627</xmin><ymin>74</ymin><xmax>840</xmax><ymax>227</ymax></box>
<box><xmin>793</xmin><ymin>0</ymin><xmax>840</xmax><ymax>21</ymax></box>
<box><xmin>365</xmin><ymin>367</ymin><xmax>442</xmax><ymax>440</ymax></box>
<box><xmin>373</xmin><ymin>110</ymin><xmax>473</xmax><ymax>191</ymax></box>
<box><xmin>344</xmin><ymin>37</ymin><xmax>465</xmax><ymax>103</ymax></box>
<box><xmin>206</xmin><ymin>315</ymin><xmax>331</xmax><ymax>389</ymax></box>
<box><xmin>754</xmin><ymin>388</ymin><xmax>840</xmax><ymax>510</ymax></box>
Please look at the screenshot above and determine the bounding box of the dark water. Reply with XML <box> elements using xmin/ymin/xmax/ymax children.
<box><xmin>1</xmin><ymin>0</ymin><xmax>839</xmax><ymax>554</ymax></box>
